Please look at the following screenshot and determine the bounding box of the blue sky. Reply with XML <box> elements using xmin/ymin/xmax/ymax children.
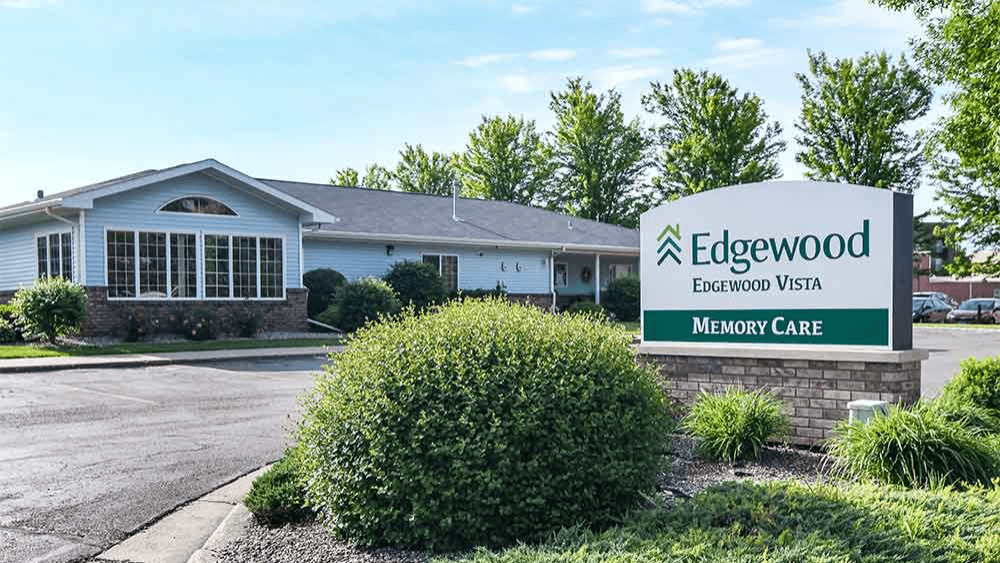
<box><xmin>0</xmin><ymin>0</ymin><xmax>935</xmax><ymax>212</ymax></box>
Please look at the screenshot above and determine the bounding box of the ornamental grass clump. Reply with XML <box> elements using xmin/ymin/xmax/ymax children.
<box><xmin>295</xmin><ymin>298</ymin><xmax>672</xmax><ymax>551</ymax></box>
<box><xmin>682</xmin><ymin>388</ymin><xmax>790</xmax><ymax>462</ymax></box>
<box><xmin>827</xmin><ymin>404</ymin><xmax>1000</xmax><ymax>489</ymax></box>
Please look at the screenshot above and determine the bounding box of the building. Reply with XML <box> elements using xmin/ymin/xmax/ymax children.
<box><xmin>0</xmin><ymin>159</ymin><xmax>639</xmax><ymax>336</ymax></box>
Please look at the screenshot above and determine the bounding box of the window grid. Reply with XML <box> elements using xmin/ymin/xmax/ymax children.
<box><xmin>60</xmin><ymin>233</ymin><xmax>73</xmax><ymax>281</ymax></box>
<box><xmin>170</xmin><ymin>234</ymin><xmax>197</xmax><ymax>298</ymax></box>
<box><xmin>422</xmin><ymin>254</ymin><xmax>459</xmax><ymax>293</ymax></box>
<box><xmin>48</xmin><ymin>234</ymin><xmax>60</xmax><ymax>279</ymax></box>
<box><xmin>260</xmin><ymin>238</ymin><xmax>283</xmax><ymax>298</ymax></box>
<box><xmin>160</xmin><ymin>197</ymin><xmax>237</xmax><ymax>216</ymax></box>
<box><xmin>107</xmin><ymin>231</ymin><xmax>136</xmax><ymax>298</ymax></box>
<box><xmin>37</xmin><ymin>237</ymin><xmax>48</xmax><ymax>278</ymax></box>
<box><xmin>233</xmin><ymin>236</ymin><xmax>258</xmax><ymax>298</ymax></box>
<box><xmin>204</xmin><ymin>235</ymin><xmax>231</xmax><ymax>298</ymax></box>
<box><xmin>139</xmin><ymin>232</ymin><xmax>168</xmax><ymax>297</ymax></box>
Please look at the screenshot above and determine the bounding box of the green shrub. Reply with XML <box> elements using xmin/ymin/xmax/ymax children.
<box><xmin>177</xmin><ymin>308</ymin><xmax>214</xmax><ymax>341</ymax></box>
<box><xmin>11</xmin><ymin>277</ymin><xmax>87</xmax><ymax>343</ymax></box>
<box><xmin>295</xmin><ymin>299</ymin><xmax>672</xmax><ymax>551</ymax></box>
<box><xmin>603</xmin><ymin>275</ymin><xmax>640</xmax><ymax>322</ymax></box>
<box><xmin>383</xmin><ymin>261</ymin><xmax>444</xmax><ymax>311</ymax></box>
<box><xmin>334</xmin><ymin>277</ymin><xmax>401</xmax><ymax>333</ymax></box>
<box><xmin>314</xmin><ymin>304</ymin><xmax>341</xmax><ymax>329</ymax></box>
<box><xmin>682</xmin><ymin>387</ymin><xmax>790</xmax><ymax>462</ymax></box>
<box><xmin>0</xmin><ymin>304</ymin><xmax>23</xmax><ymax>344</ymax></box>
<box><xmin>303</xmin><ymin>268</ymin><xmax>347</xmax><ymax>318</ymax></box>
<box><xmin>940</xmin><ymin>355</ymin><xmax>1000</xmax><ymax>413</ymax></box>
<box><xmin>923</xmin><ymin>397</ymin><xmax>1000</xmax><ymax>436</ymax></box>
<box><xmin>449</xmin><ymin>282</ymin><xmax>507</xmax><ymax>301</ymax></box>
<box><xmin>567</xmin><ymin>300</ymin><xmax>605</xmax><ymax>317</ymax></box>
<box><xmin>827</xmin><ymin>404</ymin><xmax>1000</xmax><ymax>488</ymax></box>
<box><xmin>244</xmin><ymin>449</ymin><xmax>309</xmax><ymax>526</ymax></box>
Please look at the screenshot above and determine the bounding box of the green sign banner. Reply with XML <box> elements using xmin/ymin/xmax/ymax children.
<box><xmin>643</xmin><ymin>308</ymin><xmax>889</xmax><ymax>346</ymax></box>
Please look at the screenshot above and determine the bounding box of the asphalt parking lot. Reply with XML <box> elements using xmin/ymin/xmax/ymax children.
<box><xmin>917</xmin><ymin>325</ymin><xmax>1000</xmax><ymax>397</ymax></box>
<box><xmin>0</xmin><ymin>356</ymin><xmax>325</xmax><ymax>563</ymax></box>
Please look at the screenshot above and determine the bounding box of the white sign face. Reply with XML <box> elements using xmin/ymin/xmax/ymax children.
<box><xmin>640</xmin><ymin>182</ymin><xmax>900</xmax><ymax>347</ymax></box>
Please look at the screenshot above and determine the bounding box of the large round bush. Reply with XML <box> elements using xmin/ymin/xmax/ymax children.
<box><xmin>827</xmin><ymin>404</ymin><xmax>1000</xmax><ymax>488</ymax></box>
<box><xmin>296</xmin><ymin>299</ymin><xmax>672</xmax><ymax>551</ymax></box>
<box><xmin>303</xmin><ymin>268</ymin><xmax>347</xmax><ymax>318</ymax></box>
<box><xmin>334</xmin><ymin>277</ymin><xmax>401</xmax><ymax>332</ymax></box>
<box><xmin>383</xmin><ymin>261</ymin><xmax>444</xmax><ymax>311</ymax></box>
<box><xmin>11</xmin><ymin>277</ymin><xmax>86</xmax><ymax>343</ymax></box>
<box><xmin>603</xmin><ymin>275</ymin><xmax>640</xmax><ymax>322</ymax></box>
<box><xmin>940</xmin><ymin>355</ymin><xmax>1000</xmax><ymax>413</ymax></box>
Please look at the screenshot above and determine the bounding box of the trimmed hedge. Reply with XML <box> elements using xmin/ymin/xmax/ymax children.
<box><xmin>295</xmin><ymin>299</ymin><xmax>672</xmax><ymax>551</ymax></box>
<box><xmin>244</xmin><ymin>449</ymin><xmax>310</xmax><ymax>526</ymax></box>
<box><xmin>328</xmin><ymin>277</ymin><xmax>401</xmax><ymax>333</ymax></box>
<box><xmin>603</xmin><ymin>275</ymin><xmax>639</xmax><ymax>322</ymax></box>
<box><xmin>682</xmin><ymin>387</ymin><xmax>790</xmax><ymax>462</ymax></box>
<box><xmin>567</xmin><ymin>300</ymin><xmax>605</xmax><ymax>317</ymax></box>
<box><xmin>940</xmin><ymin>355</ymin><xmax>1000</xmax><ymax>413</ymax></box>
<box><xmin>384</xmin><ymin>261</ymin><xmax>445</xmax><ymax>311</ymax></box>
<box><xmin>304</xmin><ymin>268</ymin><xmax>347</xmax><ymax>318</ymax></box>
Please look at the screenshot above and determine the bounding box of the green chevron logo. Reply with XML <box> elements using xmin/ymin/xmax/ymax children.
<box><xmin>657</xmin><ymin>224</ymin><xmax>682</xmax><ymax>266</ymax></box>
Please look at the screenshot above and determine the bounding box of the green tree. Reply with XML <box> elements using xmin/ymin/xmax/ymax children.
<box><xmin>876</xmin><ymin>0</ymin><xmax>1000</xmax><ymax>273</ymax></box>
<box><xmin>794</xmin><ymin>50</ymin><xmax>932</xmax><ymax>192</ymax></box>
<box><xmin>642</xmin><ymin>69</ymin><xmax>786</xmax><ymax>201</ymax></box>
<box><xmin>362</xmin><ymin>163</ymin><xmax>394</xmax><ymax>191</ymax></box>
<box><xmin>331</xmin><ymin>168</ymin><xmax>361</xmax><ymax>187</ymax></box>
<box><xmin>548</xmin><ymin>77</ymin><xmax>651</xmax><ymax>228</ymax></box>
<box><xmin>394</xmin><ymin>143</ymin><xmax>461</xmax><ymax>196</ymax></box>
<box><xmin>456</xmin><ymin>115</ymin><xmax>553</xmax><ymax>206</ymax></box>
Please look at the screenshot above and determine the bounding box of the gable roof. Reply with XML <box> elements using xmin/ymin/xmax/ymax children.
<box><xmin>0</xmin><ymin>159</ymin><xmax>338</xmax><ymax>224</ymax></box>
<box><xmin>263</xmin><ymin>179</ymin><xmax>639</xmax><ymax>254</ymax></box>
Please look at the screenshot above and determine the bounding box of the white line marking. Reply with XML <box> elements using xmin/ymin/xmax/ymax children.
<box><xmin>50</xmin><ymin>383</ymin><xmax>158</xmax><ymax>405</ymax></box>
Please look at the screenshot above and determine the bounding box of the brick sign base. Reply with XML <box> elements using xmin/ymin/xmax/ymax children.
<box><xmin>638</xmin><ymin>344</ymin><xmax>928</xmax><ymax>446</ymax></box>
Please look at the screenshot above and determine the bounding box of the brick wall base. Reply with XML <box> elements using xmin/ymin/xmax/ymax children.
<box><xmin>80</xmin><ymin>287</ymin><xmax>309</xmax><ymax>338</ymax></box>
<box><xmin>639</xmin><ymin>346</ymin><xmax>925</xmax><ymax>446</ymax></box>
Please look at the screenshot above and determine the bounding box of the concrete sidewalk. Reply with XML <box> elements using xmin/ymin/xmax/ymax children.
<box><xmin>95</xmin><ymin>466</ymin><xmax>269</xmax><ymax>563</ymax></box>
<box><xmin>0</xmin><ymin>345</ymin><xmax>340</xmax><ymax>373</ymax></box>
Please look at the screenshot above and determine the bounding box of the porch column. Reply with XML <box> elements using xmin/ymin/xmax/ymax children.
<box><xmin>595</xmin><ymin>254</ymin><xmax>601</xmax><ymax>305</ymax></box>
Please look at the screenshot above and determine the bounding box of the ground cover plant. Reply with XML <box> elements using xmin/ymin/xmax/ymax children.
<box><xmin>295</xmin><ymin>298</ymin><xmax>672</xmax><ymax>551</ymax></box>
<box><xmin>436</xmin><ymin>480</ymin><xmax>1000</xmax><ymax>563</ymax></box>
<box><xmin>827</xmin><ymin>403</ymin><xmax>1000</xmax><ymax>489</ymax></box>
<box><xmin>682</xmin><ymin>387</ymin><xmax>790</xmax><ymax>462</ymax></box>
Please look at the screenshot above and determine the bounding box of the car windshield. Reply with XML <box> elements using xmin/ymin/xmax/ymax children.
<box><xmin>959</xmin><ymin>300</ymin><xmax>993</xmax><ymax>311</ymax></box>
<box><xmin>912</xmin><ymin>298</ymin><xmax>928</xmax><ymax>311</ymax></box>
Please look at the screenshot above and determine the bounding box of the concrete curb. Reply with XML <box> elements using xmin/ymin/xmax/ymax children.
<box><xmin>98</xmin><ymin>465</ymin><xmax>271</xmax><ymax>563</ymax></box>
<box><xmin>0</xmin><ymin>346</ymin><xmax>338</xmax><ymax>373</ymax></box>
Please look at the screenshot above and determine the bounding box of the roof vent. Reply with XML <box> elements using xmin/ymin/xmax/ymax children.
<box><xmin>36</xmin><ymin>189</ymin><xmax>44</xmax><ymax>200</ymax></box>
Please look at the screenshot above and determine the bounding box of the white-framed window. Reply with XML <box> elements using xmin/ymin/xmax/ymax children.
<box><xmin>422</xmin><ymin>253</ymin><xmax>459</xmax><ymax>292</ymax></box>
<box><xmin>37</xmin><ymin>232</ymin><xmax>73</xmax><ymax>280</ymax></box>
<box><xmin>107</xmin><ymin>230</ymin><xmax>285</xmax><ymax>300</ymax></box>
<box><xmin>554</xmin><ymin>262</ymin><xmax>568</xmax><ymax>288</ymax></box>
<box><xmin>159</xmin><ymin>196</ymin><xmax>238</xmax><ymax>216</ymax></box>
<box><xmin>609</xmin><ymin>263</ymin><xmax>634</xmax><ymax>281</ymax></box>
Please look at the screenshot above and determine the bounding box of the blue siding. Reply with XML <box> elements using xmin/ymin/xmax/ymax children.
<box><xmin>303</xmin><ymin>239</ymin><xmax>552</xmax><ymax>294</ymax></box>
<box><xmin>555</xmin><ymin>253</ymin><xmax>639</xmax><ymax>297</ymax></box>
<box><xmin>84</xmin><ymin>173</ymin><xmax>303</xmax><ymax>290</ymax></box>
<box><xmin>0</xmin><ymin>216</ymin><xmax>80</xmax><ymax>291</ymax></box>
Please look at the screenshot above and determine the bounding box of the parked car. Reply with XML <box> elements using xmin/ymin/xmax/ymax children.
<box><xmin>946</xmin><ymin>298</ymin><xmax>1000</xmax><ymax>324</ymax></box>
<box><xmin>913</xmin><ymin>291</ymin><xmax>959</xmax><ymax>308</ymax></box>
<box><xmin>913</xmin><ymin>295</ymin><xmax>952</xmax><ymax>323</ymax></box>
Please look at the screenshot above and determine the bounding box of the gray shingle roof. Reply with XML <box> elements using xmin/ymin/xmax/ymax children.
<box><xmin>262</xmin><ymin>179</ymin><xmax>639</xmax><ymax>252</ymax></box>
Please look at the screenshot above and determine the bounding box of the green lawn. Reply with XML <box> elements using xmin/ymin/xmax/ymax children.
<box><xmin>439</xmin><ymin>480</ymin><xmax>1000</xmax><ymax>563</ymax></box>
<box><xmin>0</xmin><ymin>337</ymin><xmax>341</xmax><ymax>360</ymax></box>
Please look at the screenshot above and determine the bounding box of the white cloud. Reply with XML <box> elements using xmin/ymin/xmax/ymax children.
<box><xmin>593</xmin><ymin>65</ymin><xmax>663</xmax><ymax>89</ymax></box>
<box><xmin>609</xmin><ymin>47</ymin><xmax>665</xmax><ymax>59</ymax></box>
<box><xmin>776</xmin><ymin>0</ymin><xmax>920</xmax><ymax>34</ymax></box>
<box><xmin>498</xmin><ymin>74</ymin><xmax>536</xmax><ymax>93</ymax></box>
<box><xmin>529</xmin><ymin>49</ymin><xmax>578</xmax><ymax>62</ymax></box>
<box><xmin>0</xmin><ymin>0</ymin><xmax>55</xmax><ymax>7</ymax></box>
<box><xmin>511</xmin><ymin>3</ymin><xmax>536</xmax><ymax>15</ymax></box>
<box><xmin>653</xmin><ymin>17</ymin><xmax>672</xmax><ymax>26</ymax></box>
<box><xmin>641</xmin><ymin>0</ymin><xmax>700</xmax><ymax>15</ymax></box>
<box><xmin>716</xmin><ymin>37</ymin><xmax>763</xmax><ymax>51</ymax></box>
<box><xmin>454</xmin><ymin>53</ymin><xmax>516</xmax><ymax>68</ymax></box>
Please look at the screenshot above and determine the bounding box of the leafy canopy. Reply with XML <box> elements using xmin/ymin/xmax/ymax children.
<box><xmin>643</xmin><ymin>69</ymin><xmax>786</xmax><ymax>201</ymax></box>
<box><xmin>548</xmin><ymin>77</ymin><xmax>651</xmax><ymax>228</ymax></box>
<box><xmin>794</xmin><ymin>50</ymin><xmax>932</xmax><ymax>192</ymax></box>
<box><xmin>456</xmin><ymin>115</ymin><xmax>553</xmax><ymax>206</ymax></box>
<box><xmin>394</xmin><ymin>143</ymin><xmax>461</xmax><ymax>196</ymax></box>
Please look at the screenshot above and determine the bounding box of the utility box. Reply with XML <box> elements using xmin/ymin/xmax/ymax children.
<box><xmin>847</xmin><ymin>399</ymin><xmax>889</xmax><ymax>424</ymax></box>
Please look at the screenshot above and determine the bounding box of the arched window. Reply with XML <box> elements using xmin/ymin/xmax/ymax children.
<box><xmin>159</xmin><ymin>196</ymin><xmax>237</xmax><ymax>216</ymax></box>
